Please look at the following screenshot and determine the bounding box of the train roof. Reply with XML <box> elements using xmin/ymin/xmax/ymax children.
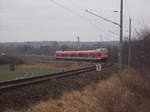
<box><xmin>56</xmin><ymin>50</ymin><xmax>101</xmax><ymax>54</ymax></box>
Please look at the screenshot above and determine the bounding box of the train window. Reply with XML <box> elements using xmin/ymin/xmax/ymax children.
<box><xmin>79</xmin><ymin>54</ymin><xmax>84</xmax><ymax>57</ymax></box>
<box><xmin>99</xmin><ymin>48</ymin><xmax>108</xmax><ymax>54</ymax></box>
<box><xmin>89</xmin><ymin>53</ymin><xmax>96</xmax><ymax>57</ymax></box>
<box><xmin>61</xmin><ymin>54</ymin><xmax>65</xmax><ymax>57</ymax></box>
<box><xmin>74</xmin><ymin>54</ymin><xmax>78</xmax><ymax>57</ymax></box>
<box><xmin>84</xmin><ymin>54</ymin><xmax>88</xmax><ymax>57</ymax></box>
<box><xmin>69</xmin><ymin>54</ymin><xmax>72</xmax><ymax>57</ymax></box>
<box><xmin>79</xmin><ymin>54</ymin><xmax>88</xmax><ymax>57</ymax></box>
<box><xmin>79</xmin><ymin>54</ymin><xmax>82</xmax><ymax>57</ymax></box>
<box><xmin>70</xmin><ymin>54</ymin><xmax>75</xmax><ymax>57</ymax></box>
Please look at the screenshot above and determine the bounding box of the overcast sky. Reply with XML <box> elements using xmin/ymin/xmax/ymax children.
<box><xmin>0</xmin><ymin>0</ymin><xmax>150</xmax><ymax>42</ymax></box>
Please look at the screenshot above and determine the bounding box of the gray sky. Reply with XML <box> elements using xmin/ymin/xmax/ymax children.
<box><xmin>0</xmin><ymin>0</ymin><xmax>150</xmax><ymax>42</ymax></box>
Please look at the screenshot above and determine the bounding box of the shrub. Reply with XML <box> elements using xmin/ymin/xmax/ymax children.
<box><xmin>123</xmin><ymin>29</ymin><xmax>150</xmax><ymax>71</ymax></box>
<box><xmin>0</xmin><ymin>56</ymin><xmax>24</xmax><ymax>65</ymax></box>
<box><xmin>95</xmin><ymin>69</ymin><xmax>150</xmax><ymax>112</ymax></box>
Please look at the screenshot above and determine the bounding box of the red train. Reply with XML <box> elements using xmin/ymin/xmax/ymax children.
<box><xmin>54</xmin><ymin>48</ymin><xmax>108</xmax><ymax>61</ymax></box>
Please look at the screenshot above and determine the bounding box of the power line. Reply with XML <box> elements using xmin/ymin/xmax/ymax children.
<box><xmin>85</xmin><ymin>10</ymin><xmax>120</xmax><ymax>40</ymax></box>
<box><xmin>49</xmin><ymin>0</ymin><xmax>86</xmax><ymax>20</ymax></box>
<box><xmin>49</xmin><ymin>0</ymin><xmax>117</xmax><ymax>40</ymax></box>
<box><xmin>86</xmin><ymin>10</ymin><xmax>120</xmax><ymax>26</ymax></box>
<box><xmin>49</xmin><ymin>0</ymin><xmax>100</xmax><ymax>30</ymax></box>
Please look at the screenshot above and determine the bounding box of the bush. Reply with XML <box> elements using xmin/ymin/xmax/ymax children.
<box><xmin>95</xmin><ymin>69</ymin><xmax>150</xmax><ymax>112</ymax></box>
<box><xmin>108</xmin><ymin>47</ymin><xmax>119</xmax><ymax>63</ymax></box>
<box><xmin>123</xmin><ymin>29</ymin><xmax>150</xmax><ymax>71</ymax></box>
<box><xmin>0</xmin><ymin>56</ymin><xmax>24</xmax><ymax>65</ymax></box>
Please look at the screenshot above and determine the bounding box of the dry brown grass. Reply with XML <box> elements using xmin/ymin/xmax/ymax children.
<box><xmin>26</xmin><ymin>88</ymin><xmax>98</xmax><ymax>112</ymax></box>
<box><xmin>95</xmin><ymin>69</ymin><xmax>150</xmax><ymax>112</ymax></box>
<box><xmin>122</xmin><ymin>29</ymin><xmax>150</xmax><ymax>71</ymax></box>
<box><xmin>28</xmin><ymin>70</ymin><xmax>150</xmax><ymax>112</ymax></box>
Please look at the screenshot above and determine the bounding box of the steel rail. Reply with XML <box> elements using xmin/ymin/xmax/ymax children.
<box><xmin>0</xmin><ymin>64</ymin><xmax>113</xmax><ymax>91</ymax></box>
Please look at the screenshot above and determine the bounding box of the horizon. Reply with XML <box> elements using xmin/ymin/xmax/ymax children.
<box><xmin>0</xmin><ymin>40</ymin><xmax>119</xmax><ymax>44</ymax></box>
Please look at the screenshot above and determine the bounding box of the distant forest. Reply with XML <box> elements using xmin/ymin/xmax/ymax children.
<box><xmin>0</xmin><ymin>41</ymin><xmax>119</xmax><ymax>56</ymax></box>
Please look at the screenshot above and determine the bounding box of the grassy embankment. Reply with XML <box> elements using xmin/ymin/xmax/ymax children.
<box><xmin>0</xmin><ymin>61</ymin><xmax>90</xmax><ymax>81</ymax></box>
<box><xmin>2</xmin><ymin>68</ymin><xmax>150</xmax><ymax>112</ymax></box>
<box><xmin>26</xmin><ymin>69</ymin><xmax>150</xmax><ymax>112</ymax></box>
<box><xmin>0</xmin><ymin>64</ymin><xmax>58</xmax><ymax>81</ymax></box>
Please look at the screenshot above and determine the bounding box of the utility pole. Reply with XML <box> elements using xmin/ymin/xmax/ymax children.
<box><xmin>99</xmin><ymin>33</ymin><xmax>102</xmax><ymax>47</ymax></box>
<box><xmin>86</xmin><ymin>0</ymin><xmax>124</xmax><ymax>72</ymax></box>
<box><xmin>77</xmin><ymin>36</ymin><xmax>80</xmax><ymax>49</ymax></box>
<box><xmin>100</xmin><ymin>34</ymin><xmax>102</xmax><ymax>42</ymax></box>
<box><xmin>128</xmin><ymin>18</ymin><xmax>132</xmax><ymax>67</ymax></box>
<box><xmin>119</xmin><ymin>0</ymin><xmax>123</xmax><ymax>72</ymax></box>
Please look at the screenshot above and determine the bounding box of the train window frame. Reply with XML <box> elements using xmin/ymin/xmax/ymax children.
<box><xmin>79</xmin><ymin>53</ymin><xmax>88</xmax><ymax>57</ymax></box>
<box><xmin>89</xmin><ymin>53</ymin><xmax>96</xmax><ymax>58</ymax></box>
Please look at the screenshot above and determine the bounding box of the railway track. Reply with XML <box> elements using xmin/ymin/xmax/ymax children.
<box><xmin>0</xmin><ymin>64</ymin><xmax>113</xmax><ymax>91</ymax></box>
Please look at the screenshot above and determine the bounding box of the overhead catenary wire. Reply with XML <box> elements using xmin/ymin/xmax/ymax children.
<box><xmin>86</xmin><ymin>10</ymin><xmax>120</xmax><ymax>27</ymax></box>
<box><xmin>49</xmin><ymin>0</ymin><xmax>98</xmax><ymax>28</ymax></box>
<box><xmin>49</xmin><ymin>0</ymin><xmax>88</xmax><ymax>21</ymax></box>
<box><xmin>48</xmin><ymin>0</ymin><xmax>99</xmax><ymax>31</ymax></box>
<box><xmin>49</xmin><ymin>0</ymin><xmax>118</xmax><ymax>41</ymax></box>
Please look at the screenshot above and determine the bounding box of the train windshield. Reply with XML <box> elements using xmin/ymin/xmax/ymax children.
<box><xmin>97</xmin><ymin>48</ymin><xmax>108</xmax><ymax>54</ymax></box>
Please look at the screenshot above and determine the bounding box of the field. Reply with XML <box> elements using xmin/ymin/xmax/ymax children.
<box><xmin>0</xmin><ymin>61</ymin><xmax>91</xmax><ymax>82</ymax></box>
<box><xmin>0</xmin><ymin>64</ymin><xmax>59</xmax><ymax>81</ymax></box>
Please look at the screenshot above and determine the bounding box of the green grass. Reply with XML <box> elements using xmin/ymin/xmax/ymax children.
<box><xmin>0</xmin><ymin>66</ymin><xmax>59</xmax><ymax>82</ymax></box>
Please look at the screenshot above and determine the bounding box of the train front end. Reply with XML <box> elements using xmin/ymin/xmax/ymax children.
<box><xmin>97</xmin><ymin>48</ymin><xmax>109</xmax><ymax>61</ymax></box>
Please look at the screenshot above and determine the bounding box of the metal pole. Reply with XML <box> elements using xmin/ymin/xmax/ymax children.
<box><xmin>100</xmin><ymin>34</ymin><xmax>102</xmax><ymax>42</ymax></box>
<box><xmin>128</xmin><ymin>18</ymin><xmax>131</xmax><ymax>67</ymax></box>
<box><xmin>119</xmin><ymin>0</ymin><xmax>123</xmax><ymax>72</ymax></box>
<box><xmin>77</xmin><ymin>36</ymin><xmax>80</xmax><ymax>49</ymax></box>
